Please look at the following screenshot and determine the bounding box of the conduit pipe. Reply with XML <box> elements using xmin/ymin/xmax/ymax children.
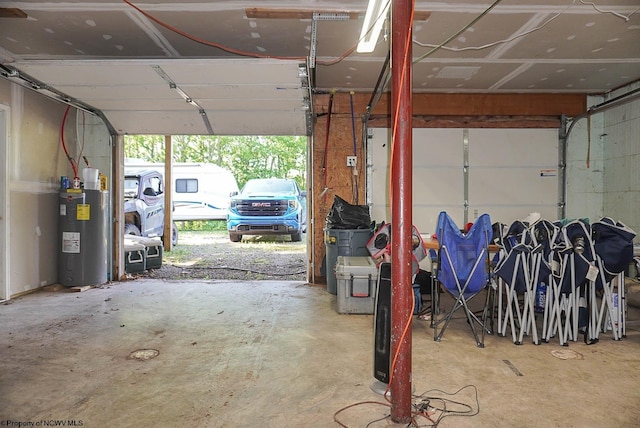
<box><xmin>320</xmin><ymin>91</ymin><xmax>335</xmax><ymax>202</ymax></box>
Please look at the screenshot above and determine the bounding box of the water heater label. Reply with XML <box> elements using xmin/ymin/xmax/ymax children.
<box><xmin>60</xmin><ymin>204</ymin><xmax>66</xmax><ymax>216</ymax></box>
<box><xmin>62</xmin><ymin>232</ymin><xmax>80</xmax><ymax>253</ymax></box>
<box><xmin>77</xmin><ymin>204</ymin><xmax>90</xmax><ymax>220</ymax></box>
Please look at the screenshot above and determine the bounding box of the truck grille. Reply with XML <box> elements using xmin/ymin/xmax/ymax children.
<box><xmin>236</xmin><ymin>199</ymin><xmax>288</xmax><ymax>216</ymax></box>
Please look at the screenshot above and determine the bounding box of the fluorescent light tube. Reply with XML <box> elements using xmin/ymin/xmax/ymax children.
<box><xmin>357</xmin><ymin>0</ymin><xmax>390</xmax><ymax>53</ymax></box>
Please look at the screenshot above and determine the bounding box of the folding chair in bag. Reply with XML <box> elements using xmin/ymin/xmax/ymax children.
<box><xmin>487</xmin><ymin>222</ymin><xmax>506</xmax><ymax>334</ymax></box>
<box><xmin>531</xmin><ymin>219</ymin><xmax>560</xmax><ymax>343</ymax></box>
<box><xmin>515</xmin><ymin>219</ymin><xmax>551</xmax><ymax>345</ymax></box>
<box><xmin>432</xmin><ymin>211</ymin><xmax>493</xmax><ymax>348</ymax></box>
<box><xmin>494</xmin><ymin>220</ymin><xmax>537</xmax><ymax>344</ymax></box>
<box><xmin>547</xmin><ymin>220</ymin><xmax>597</xmax><ymax>345</ymax></box>
<box><xmin>591</xmin><ymin>217</ymin><xmax>636</xmax><ymax>341</ymax></box>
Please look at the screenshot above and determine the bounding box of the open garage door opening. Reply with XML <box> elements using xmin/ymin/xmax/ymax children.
<box><xmin>123</xmin><ymin>134</ymin><xmax>309</xmax><ymax>282</ymax></box>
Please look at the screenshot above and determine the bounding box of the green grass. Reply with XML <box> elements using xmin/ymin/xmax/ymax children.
<box><xmin>175</xmin><ymin>220</ymin><xmax>227</xmax><ymax>231</ymax></box>
<box><xmin>163</xmin><ymin>247</ymin><xmax>192</xmax><ymax>263</ymax></box>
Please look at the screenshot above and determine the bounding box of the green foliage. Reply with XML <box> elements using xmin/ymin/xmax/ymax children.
<box><xmin>176</xmin><ymin>220</ymin><xmax>227</xmax><ymax>231</ymax></box>
<box><xmin>124</xmin><ymin>135</ymin><xmax>165</xmax><ymax>161</ymax></box>
<box><xmin>124</xmin><ymin>135</ymin><xmax>307</xmax><ymax>189</ymax></box>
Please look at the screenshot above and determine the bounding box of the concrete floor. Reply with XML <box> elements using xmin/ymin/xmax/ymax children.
<box><xmin>1</xmin><ymin>279</ymin><xmax>639</xmax><ymax>427</ymax></box>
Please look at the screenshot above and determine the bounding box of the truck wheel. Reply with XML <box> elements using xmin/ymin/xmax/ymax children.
<box><xmin>229</xmin><ymin>233</ymin><xmax>242</xmax><ymax>242</ymax></box>
<box><xmin>161</xmin><ymin>222</ymin><xmax>179</xmax><ymax>246</ymax></box>
<box><xmin>124</xmin><ymin>223</ymin><xmax>141</xmax><ymax>236</ymax></box>
<box><xmin>291</xmin><ymin>231</ymin><xmax>302</xmax><ymax>242</ymax></box>
<box><xmin>171</xmin><ymin>222</ymin><xmax>179</xmax><ymax>246</ymax></box>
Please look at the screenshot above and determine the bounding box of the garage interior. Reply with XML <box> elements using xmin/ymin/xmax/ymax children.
<box><xmin>1</xmin><ymin>1</ymin><xmax>640</xmax><ymax>426</ymax></box>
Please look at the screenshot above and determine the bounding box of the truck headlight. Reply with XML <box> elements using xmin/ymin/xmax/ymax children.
<box><xmin>288</xmin><ymin>200</ymin><xmax>298</xmax><ymax>209</ymax></box>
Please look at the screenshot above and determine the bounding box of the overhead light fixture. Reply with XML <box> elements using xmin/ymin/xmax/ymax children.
<box><xmin>357</xmin><ymin>0</ymin><xmax>390</xmax><ymax>53</ymax></box>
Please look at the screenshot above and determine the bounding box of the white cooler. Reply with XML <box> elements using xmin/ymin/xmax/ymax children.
<box><xmin>335</xmin><ymin>256</ymin><xmax>378</xmax><ymax>314</ymax></box>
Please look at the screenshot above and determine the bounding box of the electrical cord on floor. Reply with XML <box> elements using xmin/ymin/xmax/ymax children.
<box><xmin>411</xmin><ymin>384</ymin><xmax>480</xmax><ymax>427</ymax></box>
<box><xmin>333</xmin><ymin>290</ymin><xmax>420</xmax><ymax>427</ymax></box>
<box><xmin>364</xmin><ymin>413</ymin><xmax>391</xmax><ymax>427</ymax></box>
<box><xmin>333</xmin><ymin>401</ymin><xmax>391</xmax><ymax>427</ymax></box>
<box><xmin>333</xmin><ymin>400</ymin><xmax>428</xmax><ymax>427</ymax></box>
<box><xmin>332</xmin><ymin>374</ymin><xmax>480</xmax><ymax>427</ymax></box>
<box><xmin>334</xmin><ymin>399</ymin><xmax>436</xmax><ymax>427</ymax></box>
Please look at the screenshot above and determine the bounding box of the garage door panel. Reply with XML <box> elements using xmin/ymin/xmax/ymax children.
<box><xmin>368</xmin><ymin>127</ymin><xmax>560</xmax><ymax>235</ymax></box>
<box><xmin>413</xmin><ymin>168</ymin><xmax>463</xmax><ymax>205</ymax></box>
<box><xmin>371</xmin><ymin>166</ymin><xmax>462</xmax><ymax>226</ymax></box>
<box><xmin>412</xmin><ymin>205</ymin><xmax>466</xmax><ymax>236</ymax></box>
<box><xmin>469</xmin><ymin>129</ymin><xmax>558</xmax><ymax>166</ymax></box>
<box><xmin>470</xmin><ymin>167</ymin><xmax>557</xmax><ymax>206</ymax></box>
<box><xmin>413</xmin><ymin>129</ymin><xmax>463</xmax><ymax>165</ymax></box>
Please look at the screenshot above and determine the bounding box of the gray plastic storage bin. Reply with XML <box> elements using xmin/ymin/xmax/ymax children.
<box><xmin>335</xmin><ymin>256</ymin><xmax>378</xmax><ymax>314</ymax></box>
<box><xmin>325</xmin><ymin>228</ymin><xmax>372</xmax><ymax>294</ymax></box>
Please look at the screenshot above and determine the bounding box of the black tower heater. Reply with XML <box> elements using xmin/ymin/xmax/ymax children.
<box><xmin>372</xmin><ymin>262</ymin><xmax>392</xmax><ymax>386</ymax></box>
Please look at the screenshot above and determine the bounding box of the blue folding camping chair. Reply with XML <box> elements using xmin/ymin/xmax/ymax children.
<box><xmin>431</xmin><ymin>211</ymin><xmax>493</xmax><ymax>348</ymax></box>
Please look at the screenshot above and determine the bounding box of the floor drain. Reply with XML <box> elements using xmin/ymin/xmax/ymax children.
<box><xmin>551</xmin><ymin>349</ymin><xmax>583</xmax><ymax>360</ymax></box>
<box><xmin>128</xmin><ymin>349</ymin><xmax>160</xmax><ymax>361</ymax></box>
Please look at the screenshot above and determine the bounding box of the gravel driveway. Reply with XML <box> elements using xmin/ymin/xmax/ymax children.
<box><xmin>140</xmin><ymin>230</ymin><xmax>307</xmax><ymax>281</ymax></box>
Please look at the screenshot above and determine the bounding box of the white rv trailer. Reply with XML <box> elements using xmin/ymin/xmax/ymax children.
<box><xmin>125</xmin><ymin>161</ymin><xmax>239</xmax><ymax>221</ymax></box>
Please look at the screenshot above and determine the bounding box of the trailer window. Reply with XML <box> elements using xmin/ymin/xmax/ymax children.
<box><xmin>176</xmin><ymin>178</ymin><xmax>198</xmax><ymax>193</ymax></box>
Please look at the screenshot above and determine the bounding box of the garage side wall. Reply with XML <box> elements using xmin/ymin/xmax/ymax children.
<box><xmin>310</xmin><ymin>96</ymin><xmax>367</xmax><ymax>283</ymax></box>
<box><xmin>0</xmin><ymin>80</ymin><xmax>78</xmax><ymax>297</ymax></box>
<box><xmin>565</xmin><ymin>96</ymin><xmax>605</xmax><ymax>223</ymax></box>
<box><xmin>602</xmin><ymin>83</ymin><xmax>640</xmax><ymax>236</ymax></box>
<box><xmin>565</xmin><ymin>82</ymin><xmax>640</xmax><ymax>235</ymax></box>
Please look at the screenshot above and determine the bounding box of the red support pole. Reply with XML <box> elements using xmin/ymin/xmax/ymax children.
<box><xmin>390</xmin><ymin>0</ymin><xmax>413</xmax><ymax>423</ymax></box>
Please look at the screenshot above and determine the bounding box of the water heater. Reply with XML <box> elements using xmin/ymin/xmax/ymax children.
<box><xmin>59</xmin><ymin>189</ymin><xmax>108</xmax><ymax>286</ymax></box>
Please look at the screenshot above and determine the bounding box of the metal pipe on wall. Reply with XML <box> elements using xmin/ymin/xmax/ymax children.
<box><xmin>463</xmin><ymin>129</ymin><xmax>470</xmax><ymax>225</ymax></box>
<box><xmin>558</xmin><ymin>115</ymin><xmax>568</xmax><ymax>220</ymax></box>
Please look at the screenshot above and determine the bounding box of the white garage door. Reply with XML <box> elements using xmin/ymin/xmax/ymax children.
<box><xmin>367</xmin><ymin>128</ymin><xmax>560</xmax><ymax>236</ymax></box>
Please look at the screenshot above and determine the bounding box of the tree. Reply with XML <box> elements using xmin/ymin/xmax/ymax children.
<box><xmin>124</xmin><ymin>135</ymin><xmax>307</xmax><ymax>189</ymax></box>
<box><xmin>124</xmin><ymin>135</ymin><xmax>164</xmax><ymax>161</ymax></box>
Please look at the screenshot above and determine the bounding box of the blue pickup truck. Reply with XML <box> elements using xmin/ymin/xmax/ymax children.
<box><xmin>227</xmin><ymin>178</ymin><xmax>307</xmax><ymax>242</ymax></box>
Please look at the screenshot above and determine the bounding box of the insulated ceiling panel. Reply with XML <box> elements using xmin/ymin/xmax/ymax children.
<box><xmin>498</xmin><ymin>62</ymin><xmax>640</xmax><ymax>92</ymax></box>
<box><xmin>15</xmin><ymin>58</ymin><xmax>305</xmax><ymax>135</ymax></box>
<box><xmin>411</xmin><ymin>11</ymin><xmax>536</xmax><ymax>60</ymax></box>
<box><xmin>499</xmin><ymin>12</ymin><xmax>640</xmax><ymax>60</ymax></box>
<box><xmin>1</xmin><ymin>10</ymin><xmax>170</xmax><ymax>58</ymax></box>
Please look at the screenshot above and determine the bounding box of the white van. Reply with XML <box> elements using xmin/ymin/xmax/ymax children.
<box><xmin>125</xmin><ymin>160</ymin><xmax>239</xmax><ymax>221</ymax></box>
